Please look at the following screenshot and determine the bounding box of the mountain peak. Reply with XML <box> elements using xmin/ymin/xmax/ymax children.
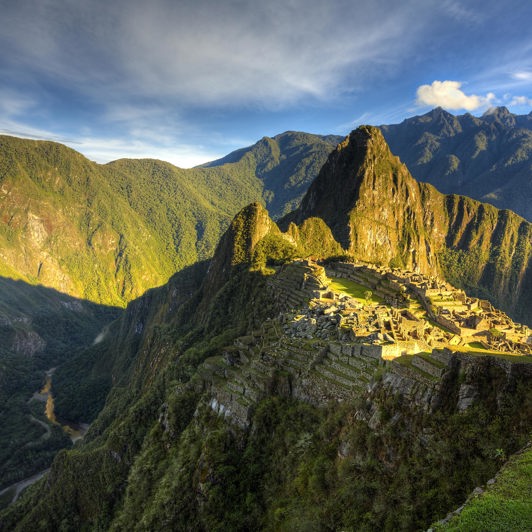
<box><xmin>281</xmin><ymin>125</ymin><xmax>440</xmax><ymax>271</ymax></box>
<box><xmin>482</xmin><ymin>106</ymin><xmax>516</xmax><ymax>126</ymax></box>
<box><xmin>483</xmin><ymin>105</ymin><xmax>511</xmax><ymax>117</ymax></box>
<box><xmin>203</xmin><ymin>202</ymin><xmax>275</xmax><ymax>294</ymax></box>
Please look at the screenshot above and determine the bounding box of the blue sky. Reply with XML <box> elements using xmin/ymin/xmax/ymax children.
<box><xmin>1</xmin><ymin>0</ymin><xmax>531</xmax><ymax>167</ymax></box>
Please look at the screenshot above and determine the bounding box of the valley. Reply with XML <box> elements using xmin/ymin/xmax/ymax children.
<box><xmin>0</xmin><ymin>116</ymin><xmax>530</xmax><ymax>530</ymax></box>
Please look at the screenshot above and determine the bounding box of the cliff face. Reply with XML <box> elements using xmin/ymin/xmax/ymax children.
<box><xmin>283</xmin><ymin>126</ymin><xmax>532</xmax><ymax>324</ymax></box>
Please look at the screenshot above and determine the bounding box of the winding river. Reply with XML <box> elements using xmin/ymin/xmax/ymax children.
<box><xmin>0</xmin><ymin>369</ymin><xmax>89</xmax><ymax>507</ymax></box>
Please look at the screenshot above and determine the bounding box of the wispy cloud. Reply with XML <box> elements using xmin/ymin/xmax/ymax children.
<box><xmin>0</xmin><ymin>90</ymin><xmax>36</xmax><ymax>117</ymax></box>
<box><xmin>512</xmin><ymin>71</ymin><xmax>532</xmax><ymax>81</ymax></box>
<box><xmin>508</xmin><ymin>95</ymin><xmax>532</xmax><ymax>107</ymax></box>
<box><xmin>0</xmin><ymin>0</ymin><xmax>435</xmax><ymax>109</ymax></box>
<box><xmin>439</xmin><ymin>0</ymin><xmax>485</xmax><ymax>25</ymax></box>
<box><xmin>72</xmin><ymin>136</ymin><xmax>222</xmax><ymax>168</ymax></box>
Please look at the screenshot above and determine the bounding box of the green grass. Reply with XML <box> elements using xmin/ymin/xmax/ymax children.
<box><xmin>328</xmin><ymin>277</ymin><xmax>382</xmax><ymax>304</ymax></box>
<box><xmin>449</xmin><ymin>343</ymin><xmax>532</xmax><ymax>363</ymax></box>
<box><xmin>434</xmin><ymin>443</ymin><xmax>532</xmax><ymax>531</ymax></box>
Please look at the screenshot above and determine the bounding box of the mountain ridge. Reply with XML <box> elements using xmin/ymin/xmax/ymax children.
<box><xmin>0</xmin><ymin>132</ymin><xmax>339</xmax><ymax>307</ymax></box>
<box><xmin>380</xmin><ymin>106</ymin><xmax>532</xmax><ymax>221</ymax></box>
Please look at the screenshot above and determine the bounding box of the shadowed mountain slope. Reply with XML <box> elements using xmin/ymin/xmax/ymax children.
<box><xmin>0</xmin><ymin>277</ymin><xmax>120</xmax><ymax>491</ymax></box>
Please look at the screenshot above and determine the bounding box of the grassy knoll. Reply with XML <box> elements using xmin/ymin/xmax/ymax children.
<box><xmin>434</xmin><ymin>442</ymin><xmax>532</xmax><ymax>531</ymax></box>
<box><xmin>328</xmin><ymin>277</ymin><xmax>382</xmax><ymax>304</ymax></box>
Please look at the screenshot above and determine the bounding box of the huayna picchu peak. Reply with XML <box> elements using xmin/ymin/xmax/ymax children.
<box><xmin>1</xmin><ymin>124</ymin><xmax>530</xmax><ymax>531</ymax></box>
<box><xmin>282</xmin><ymin>126</ymin><xmax>532</xmax><ymax>326</ymax></box>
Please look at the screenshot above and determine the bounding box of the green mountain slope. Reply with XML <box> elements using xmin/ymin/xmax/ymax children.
<box><xmin>2</xmin><ymin>195</ymin><xmax>530</xmax><ymax>530</ymax></box>
<box><xmin>203</xmin><ymin>131</ymin><xmax>342</xmax><ymax>217</ymax></box>
<box><xmin>0</xmin><ymin>135</ymin><xmax>263</xmax><ymax>306</ymax></box>
<box><xmin>380</xmin><ymin>107</ymin><xmax>532</xmax><ymax>221</ymax></box>
<box><xmin>0</xmin><ymin>132</ymin><xmax>339</xmax><ymax>307</ymax></box>
<box><xmin>433</xmin><ymin>441</ymin><xmax>532</xmax><ymax>532</ymax></box>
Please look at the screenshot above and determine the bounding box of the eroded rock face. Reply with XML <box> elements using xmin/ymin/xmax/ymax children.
<box><xmin>11</xmin><ymin>329</ymin><xmax>46</xmax><ymax>356</ymax></box>
<box><xmin>457</xmin><ymin>384</ymin><xmax>478</xmax><ymax>411</ymax></box>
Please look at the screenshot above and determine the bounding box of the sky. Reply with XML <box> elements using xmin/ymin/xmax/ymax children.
<box><xmin>1</xmin><ymin>0</ymin><xmax>531</xmax><ymax>167</ymax></box>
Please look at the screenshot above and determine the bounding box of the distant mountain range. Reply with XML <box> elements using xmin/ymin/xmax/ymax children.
<box><xmin>380</xmin><ymin>106</ymin><xmax>532</xmax><ymax>221</ymax></box>
<box><xmin>1</xmin><ymin>108</ymin><xmax>530</xmax><ymax>309</ymax></box>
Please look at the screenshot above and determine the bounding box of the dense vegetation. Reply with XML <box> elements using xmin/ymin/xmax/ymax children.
<box><xmin>434</xmin><ymin>440</ymin><xmax>532</xmax><ymax>531</ymax></box>
<box><xmin>0</xmin><ymin>278</ymin><xmax>119</xmax><ymax>492</ymax></box>
<box><xmin>3</xmin><ymin>297</ymin><xmax>529</xmax><ymax>529</ymax></box>
<box><xmin>1</xmin><ymin>198</ymin><xmax>531</xmax><ymax>530</ymax></box>
<box><xmin>1</xmin><ymin>118</ymin><xmax>531</xmax><ymax>529</ymax></box>
<box><xmin>0</xmin><ymin>132</ymin><xmax>339</xmax><ymax>307</ymax></box>
<box><xmin>380</xmin><ymin>106</ymin><xmax>532</xmax><ymax>221</ymax></box>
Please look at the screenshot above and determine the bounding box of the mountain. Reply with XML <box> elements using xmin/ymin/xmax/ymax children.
<box><xmin>2</xmin><ymin>127</ymin><xmax>530</xmax><ymax>531</ymax></box>
<box><xmin>0</xmin><ymin>131</ymin><xmax>339</xmax><ymax>498</ymax></box>
<box><xmin>0</xmin><ymin>135</ymin><xmax>259</xmax><ymax>307</ymax></box>
<box><xmin>380</xmin><ymin>107</ymin><xmax>532</xmax><ymax>221</ymax></box>
<box><xmin>282</xmin><ymin>126</ymin><xmax>532</xmax><ymax>326</ymax></box>
<box><xmin>203</xmin><ymin>131</ymin><xmax>343</xmax><ymax>217</ymax></box>
<box><xmin>0</xmin><ymin>132</ymin><xmax>339</xmax><ymax>307</ymax></box>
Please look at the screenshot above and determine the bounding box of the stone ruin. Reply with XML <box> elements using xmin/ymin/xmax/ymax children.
<box><xmin>197</xmin><ymin>259</ymin><xmax>531</xmax><ymax>427</ymax></box>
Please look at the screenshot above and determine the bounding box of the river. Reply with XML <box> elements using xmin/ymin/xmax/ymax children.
<box><xmin>1</xmin><ymin>369</ymin><xmax>90</xmax><ymax>507</ymax></box>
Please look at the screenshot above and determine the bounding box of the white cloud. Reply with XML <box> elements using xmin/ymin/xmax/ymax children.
<box><xmin>0</xmin><ymin>0</ymin><xmax>436</xmax><ymax>108</ymax></box>
<box><xmin>509</xmin><ymin>95</ymin><xmax>532</xmax><ymax>106</ymax></box>
<box><xmin>512</xmin><ymin>71</ymin><xmax>532</xmax><ymax>81</ymax></box>
<box><xmin>416</xmin><ymin>80</ymin><xmax>496</xmax><ymax>111</ymax></box>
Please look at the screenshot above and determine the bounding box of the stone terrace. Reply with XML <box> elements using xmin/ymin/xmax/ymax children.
<box><xmin>199</xmin><ymin>259</ymin><xmax>530</xmax><ymax>427</ymax></box>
